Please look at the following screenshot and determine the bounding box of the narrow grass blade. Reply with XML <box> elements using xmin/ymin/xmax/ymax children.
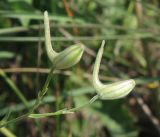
<box><xmin>0</xmin><ymin>69</ymin><xmax>29</xmax><ymax>108</ymax></box>
<box><xmin>0</xmin><ymin>127</ymin><xmax>16</xmax><ymax>137</ymax></box>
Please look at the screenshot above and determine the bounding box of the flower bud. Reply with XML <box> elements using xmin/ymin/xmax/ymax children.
<box><xmin>44</xmin><ymin>11</ymin><xmax>84</xmax><ymax>69</ymax></box>
<box><xmin>53</xmin><ymin>43</ymin><xmax>84</xmax><ymax>69</ymax></box>
<box><xmin>97</xmin><ymin>80</ymin><xmax>135</xmax><ymax>100</ymax></box>
<box><xmin>93</xmin><ymin>40</ymin><xmax>136</xmax><ymax>100</ymax></box>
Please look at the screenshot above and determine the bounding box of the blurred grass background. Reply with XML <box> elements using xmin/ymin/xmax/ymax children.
<box><xmin>0</xmin><ymin>0</ymin><xmax>160</xmax><ymax>137</ymax></box>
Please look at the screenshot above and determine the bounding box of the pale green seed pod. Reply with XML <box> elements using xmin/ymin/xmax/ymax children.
<box><xmin>93</xmin><ymin>40</ymin><xmax>136</xmax><ymax>100</ymax></box>
<box><xmin>44</xmin><ymin>11</ymin><xmax>84</xmax><ymax>69</ymax></box>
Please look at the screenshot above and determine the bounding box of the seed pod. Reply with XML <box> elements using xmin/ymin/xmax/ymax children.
<box><xmin>44</xmin><ymin>11</ymin><xmax>84</xmax><ymax>69</ymax></box>
<box><xmin>93</xmin><ymin>40</ymin><xmax>136</xmax><ymax>100</ymax></box>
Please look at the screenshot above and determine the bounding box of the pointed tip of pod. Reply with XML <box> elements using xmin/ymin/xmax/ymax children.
<box><xmin>44</xmin><ymin>11</ymin><xmax>49</xmax><ymax>18</ymax></box>
<box><xmin>101</xmin><ymin>40</ymin><xmax>105</xmax><ymax>48</ymax></box>
<box><xmin>74</xmin><ymin>43</ymin><xmax>85</xmax><ymax>52</ymax></box>
<box><xmin>97</xmin><ymin>40</ymin><xmax>105</xmax><ymax>56</ymax></box>
<box><xmin>128</xmin><ymin>79</ymin><xmax>136</xmax><ymax>87</ymax></box>
<box><xmin>100</xmin><ymin>40</ymin><xmax>105</xmax><ymax>50</ymax></box>
<box><xmin>44</xmin><ymin>10</ymin><xmax>48</xmax><ymax>14</ymax></box>
<box><xmin>79</xmin><ymin>43</ymin><xmax>85</xmax><ymax>50</ymax></box>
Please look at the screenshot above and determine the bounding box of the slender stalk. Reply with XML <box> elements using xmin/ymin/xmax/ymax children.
<box><xmin>0</xmin><ymin>34</ymin><xmax>158</xmax><ymax>42</ymax></box>
<box><xmin>68</xmin><ymin>95</ymin><xmax>99</xmax><ymax>112</ymax></box>
<box><xmin>29</xmin><ymin>95</ymin><xmax>99</xmax><ymax>118</ymax></box>
<box><xmin>0</xmin><ymin>66</ymin><xmax>55</xmax><ymax>128</ymax></box>
<box><xmin>55</xmin><ymin>91</ymin><xmax>61</xmax><ymax>137</ymax></box>
<box><xmin>0</xmin><ymin>127</ymin><xmax>16</xmax><ymax>137</ymax></box>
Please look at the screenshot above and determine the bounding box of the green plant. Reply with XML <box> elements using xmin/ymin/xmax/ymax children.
<box><xmin>0</xmin><ymin>10</ymin><xmax>84</xmax><ymax>128</ymax></box>
<box><xmin>0</xmin><ymin>11</ymin><xmax>135</xmax><ymax>127</ymax></box>
<box><xmin>93</xmin><ymin>40</ymin><xmax>135</xmax><ymax>100</ymax></box>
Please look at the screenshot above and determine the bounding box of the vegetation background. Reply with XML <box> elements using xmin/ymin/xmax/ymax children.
<box><xmin>0</xmin><ymin>0</ymin><xmax>160</xmax><ymax>137</ymax></box>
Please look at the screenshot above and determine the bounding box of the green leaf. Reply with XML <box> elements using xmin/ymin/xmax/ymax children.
<box><xmin>9</xmin><ymin>1</ymin><xmax>35</xmax><ymax>26</ymax></box>
<box><xmin>0</xmin><ymin>51</ymin><xmax>15</xmax><ymax>59</ymax></box>
<box><xmin>123</xmin><ymin>14</ymin><xmax>138</xmax><ymax>29</ymax></box>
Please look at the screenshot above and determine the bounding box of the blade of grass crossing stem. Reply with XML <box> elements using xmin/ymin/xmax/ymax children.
<box><xmin>0</xmin><ymin>127</ymin><xmax>17</xmax><ymax>137</ymax></box>
<box><xmin>0</xmin><ymin>96</ymin><xmax>55</xmax><ymax>116</ymax></box>
<box><xmin>0</xmin><ymin>12</ymin><xmax>84</xmax><ymax>23</ymax></box>
<box><xmin>0</xmin><ymin>69</ymin><xmax>29</xmax><ymax>108</ymax></box>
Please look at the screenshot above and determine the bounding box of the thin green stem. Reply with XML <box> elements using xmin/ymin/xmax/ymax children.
<box><xmin>69</xmin><ymin>94</ymin><xmax>99</xmax><ymax>112</ymax></box>
<box><xmin>0</xmin><ymin>34</ymin><xmax>158</xmax><ymax>42</ymax></box>
<box><xmin>29</xmin><ymin>95</ymin><xmax>99</xmax><ymax>119</ymax></box>
<box><xmin>55</xmin><ymin>94</ymin><xmax>61</xmax><ymax>137</ymax></box>
<box><xmin>0</xmin><ymin>127</ymin><xmax>16</xmax><ymax>137</ymax></box>
<box><xmin>0</xmin><ymin>66</ymin><xmax>55</xmax><ymax>128</ymax></box>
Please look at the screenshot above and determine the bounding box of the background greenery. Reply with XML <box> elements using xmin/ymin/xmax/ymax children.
<box><xmin>0</xmin><ymin>0</ymin><xmax>160</xmax><ymax>137</ymax></box>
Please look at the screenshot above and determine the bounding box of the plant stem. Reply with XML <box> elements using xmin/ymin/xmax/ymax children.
<box><xmin>69</xmin><ymin>94</ymin><xmax>99</xmax><ymax>112</ymax></box>
<box><xmin>0</xmin><ymin>127</ymin><xmax>16</xmax><ymax>137</ymax></box>
<box><xmin>28</xmin><ymin>95</ymin><xmax>99</xmax><ymax>118</ymax></box>
<box><xmin>0</xmin><ymin>66</ymin><xmax>55</xmax><ymax>128</ymax></box>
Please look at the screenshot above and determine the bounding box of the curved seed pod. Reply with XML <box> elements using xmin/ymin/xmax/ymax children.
<box><xmin>44</xmin><ymin>11</ymin><xmax>84</xmax><ymax>69</ymax></box>
<box><xmin>93</xmin><ymin>40</ymin><xmax>136</xmax><ymax>100</ymax></box>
